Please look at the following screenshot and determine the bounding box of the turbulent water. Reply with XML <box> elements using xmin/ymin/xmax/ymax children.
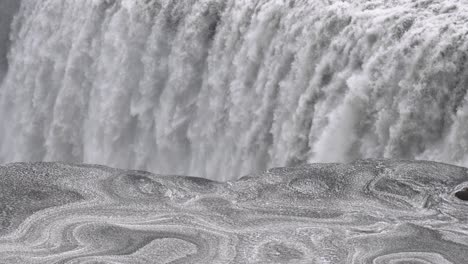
<box><xmin>2</xmin><ymin>0</ymin><xmax>468</xmax><ymax>180</ymax></box>
<box><xmin>0</xmin><ymin>160</ymin><xmax>467</xmax><ymax>263</ymax></box>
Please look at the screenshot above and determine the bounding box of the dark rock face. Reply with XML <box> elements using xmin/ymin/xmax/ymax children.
<box><xmin>455</xmin><ymin>188</ymin><xmax>468</xmax><ymax>201</ymax></box>
<box><xmin>0</xmin><ymin>160</ymin><xmax>467</xmax><ymax>263</ymax></box>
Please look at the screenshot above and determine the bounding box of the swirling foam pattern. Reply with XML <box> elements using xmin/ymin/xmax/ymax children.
<box><xmin>0</xmin><ymin>160</ymin><xmax>467</xmax><ymax>263</ymax></box>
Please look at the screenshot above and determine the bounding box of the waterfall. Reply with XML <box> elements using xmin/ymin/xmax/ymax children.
<box><xmin>0</xmin><ymin>0</ymin><xmax>20</xmax><ymax>79</ymax></box>
<box><xmin>1</xmin><ymin>0</ymin><xmax>468</xmax><ymax>180</ymax></box>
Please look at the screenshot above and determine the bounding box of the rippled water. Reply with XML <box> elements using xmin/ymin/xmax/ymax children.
<box><xmin>0</xmin><ymin>160</ymin><xmax>467</xmax><ymax>263</ymax></box>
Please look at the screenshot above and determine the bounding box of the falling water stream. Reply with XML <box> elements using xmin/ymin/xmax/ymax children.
<box><xmin>2</xmin><ymin>0</ymin><xmax>468</xmax><ymax>180</ymax></box>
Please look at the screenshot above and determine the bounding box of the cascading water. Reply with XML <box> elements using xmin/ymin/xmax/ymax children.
<box><xmin>1</xmin><ymin>0</ymin><xmax>468</xmax><ymax>180</ymax></box>
<box><xmin>0</xmin><ymin>0</ymin><xmax>20</xmax><ymax>79</ymax></box>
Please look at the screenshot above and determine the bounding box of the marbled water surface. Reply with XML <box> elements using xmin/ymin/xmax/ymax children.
<box><xmin>0</xmin><ymin>160</ymin><xmax>467</xmax><ymax>263</ymax></box>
